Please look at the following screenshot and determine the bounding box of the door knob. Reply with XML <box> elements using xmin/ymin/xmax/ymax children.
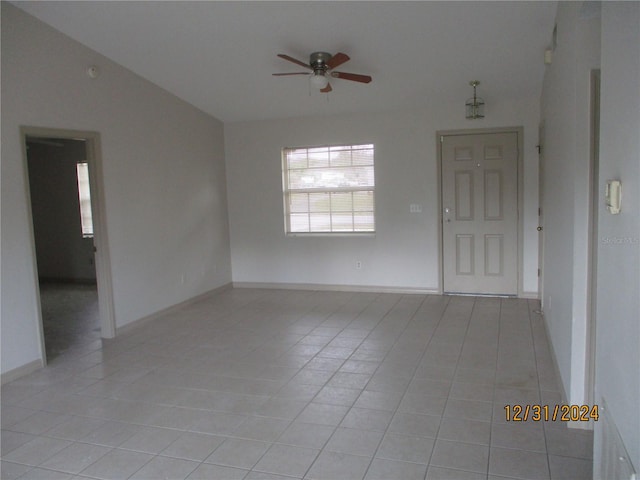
<box><xmin>537</xmin><ymin>226</ymin><xmax>543</xmax><ymax>231</ymax></box>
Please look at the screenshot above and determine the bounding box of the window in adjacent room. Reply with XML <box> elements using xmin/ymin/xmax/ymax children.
<box><xmin>282</xmin><ymin>143</ymin><xmax>375</xmax><ymax>234</ymax></box>
<box><xmin>76</xmin><ymin>162</ymin><xmax>94</xmax><ymax>238</ymax></box>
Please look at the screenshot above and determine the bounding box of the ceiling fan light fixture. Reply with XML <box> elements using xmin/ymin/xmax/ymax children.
<box><xmin>309</xmin><ymin>72</ymin><xmax>329</xmax><ymax>90</ymax></box>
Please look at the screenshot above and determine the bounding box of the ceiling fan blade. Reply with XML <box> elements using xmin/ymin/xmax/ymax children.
<box><xmin>277</xmin><ymin>54</ymin><xmax>312</xmax><ymax>70</ymax></box>
<box><xmin>326</xmin><ymin>52</ymin><xmax>350</xmax><ymax>70</ymax></box>
<box><xmin>272</xmin><ymin>72</ymin><xmax>311</xmax><ymax>76</ymax></box>
<box><xmin>331</xmin><ymin>71</ymin><xmax>372</xmax><ymax>84</ymax></box>
<box><xmin>320</xmin><ymin>83</ymin><xmax>333</xmax><ymax>93</ymax></box>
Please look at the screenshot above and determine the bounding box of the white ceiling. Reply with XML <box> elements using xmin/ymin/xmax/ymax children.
<box><xmin>14</xmin><ymin>1</ymin><xmax>557</xmax><ymax>123</ymax></box>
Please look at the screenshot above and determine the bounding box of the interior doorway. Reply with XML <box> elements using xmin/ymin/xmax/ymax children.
<box><xmin>26</xmin><ymin>137</ymin><xmax>99</xmax><ymax>360</ymax></box>
<box><xmin>22</xmin><ymin>127</ymin><xmax>115</xmax><ymax>365</ymax></box>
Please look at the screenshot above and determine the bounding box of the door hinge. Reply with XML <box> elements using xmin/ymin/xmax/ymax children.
<box><xmin>440</xmin><ymin>136</ymin><xmax>444</xmax><ymax>143</ymax></box>
<box><xmin>538</xmin><ymin>207</ymin><xmax>542</xmax><ymax>216</ymax></box>
<box><xmin>538</xmin><ymin>268</ymin><xmax>541</xmax><ymax>277</ymax></box>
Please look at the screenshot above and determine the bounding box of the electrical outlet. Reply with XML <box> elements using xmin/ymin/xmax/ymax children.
<box><xmin>355</xmin><ymin>261</ymin><xmax>362</xmax><ymax>270</ymax></box>
<box><xmin>410</xmin><ymin>204</ymin><xmax>422</xmax><ymax>213</ymax></box>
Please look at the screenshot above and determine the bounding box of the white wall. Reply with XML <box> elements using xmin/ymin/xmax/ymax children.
<box><xmin>594</xmin><ymin>1</ymin><xmax>640</xmax><ymax>474</ymax></box>
<box><xmin>27</xmin><ymin>140</ymin><xmax>97</xmax><ymax>282</ymax></box>
<box><xmin>225</xmin><ymin>97</ymin><xmax>540</xmax><ymax>294</ymax></box>
<box><xmin>1</xmin><ymin>4</ymin><xmax>232</xmax><ymax>376</ymax></box>
<box><xmin>539</xmin><ymin>2</ymin><xmax>600</xmax><ymax>405</ymax></box>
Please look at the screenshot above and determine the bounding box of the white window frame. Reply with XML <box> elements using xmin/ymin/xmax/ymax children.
<box><xmin>282</xmin><ymin>143</ymin><xmax>376</xmax><ymax>235</ymax></box>
<box><xmin>76</xmin><ymin>161</ymin><xmax>94</xmax><ymax>238</ymax></box>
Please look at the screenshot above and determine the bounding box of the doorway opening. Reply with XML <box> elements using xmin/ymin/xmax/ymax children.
<box><xmin>22</xmin><ymin>127</ymin><xmax>115</xmax><ymax>365</ymax></box>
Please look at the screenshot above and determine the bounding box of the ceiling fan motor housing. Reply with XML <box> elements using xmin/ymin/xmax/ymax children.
<box><xmin>310</xmin><ymin>51</ymin><xmax>332</xmax><ymax>74</ymax></box>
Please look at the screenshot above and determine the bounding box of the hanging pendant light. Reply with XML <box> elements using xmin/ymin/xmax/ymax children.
<box><xmin>465</xmin><ymin>80</ymin><xmax>485</xmax><ymax>119</ymax></box>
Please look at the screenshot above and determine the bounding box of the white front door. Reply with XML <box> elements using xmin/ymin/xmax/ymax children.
<box><xmin>441</xmin><ymin>132</ymin><xmax>519</xmax><ymax>295</ymax></box>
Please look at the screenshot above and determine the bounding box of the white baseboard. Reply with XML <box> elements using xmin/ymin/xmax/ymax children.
<box><xmin>234</xmin><ymin>282</ymin><xmax>537</xmax><ymax>299</ymax></box>
<box><xmin>536</xmin><ymin>308</ymin><xmax>569</xmax><ymax>405</ymax></box>
<box><xmin>1</xmin><ymin>359</ymin><xmax>44</xmax><ymax>385</ymax></box>
<box><xmin>232</xmin><ymin>282</ymin><xmax>439</xmax><ymax>295</ymax></box>
<box><xmin>520</xmin><ymin>291</ymin><xmax>540</xmax><ymax>299</ymax></box>
<box><xmin>116</xmin><ymin>283</ymin><xmax>233</xmax><ymax>336</ymax></box>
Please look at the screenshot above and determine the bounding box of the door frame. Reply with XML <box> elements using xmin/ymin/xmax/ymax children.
<box><xmin>537</xmin><ymin>122</ymin><xmax>545</xmax><ymax>303</ymax></box>
<box><xmin>436</xmin><ymin>126</ymin><xmax>525</xmax><ymax>296</ymax></box>
<box><xmin>21</xmin><ymin>126</ymin><xmax>116</xmax><ymax>365</ymax></box>
<box><xmin>585</xmin><ymin>69</ymin><xmax>600</xmax><ymax>407</ymax></box>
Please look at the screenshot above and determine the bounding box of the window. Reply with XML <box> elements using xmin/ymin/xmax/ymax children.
<box><xmin>282</xmin><ymin>144</ymin><xmax>375</xmax><ymax>234</ymax></box>
<box><xmin>76</xmin><ymin>162</ymin><xmax>94</xmax><ymax>238</ymax></box>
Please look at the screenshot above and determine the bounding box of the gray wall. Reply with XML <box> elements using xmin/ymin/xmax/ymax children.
<box><xmin>594</xmin><ymin>1</ymin><xmax>640</xmax><ymax>473</ymax></box>
<box><xmin>1</xmin><ymin>3</ymin><xmax>232</xmax><ymax>376</ymax></box>
<box><xmin>539</xmin><ymin>2</ymin><xmax>600</xmax><ymax>406</ymax></box>
<box><xmin>540</xmin><ymin>0</ymin><xmax>639</xmax><ymax>473</ymax></box>
<box><xmin>27</xmin><ymin>139</ymin><xmax>96</xmax><ymax>282</ymax></box>
<box><xmin>225</xmin><ymin>101</ymin><xmax>542</xmax><ymax>295</ymax></box>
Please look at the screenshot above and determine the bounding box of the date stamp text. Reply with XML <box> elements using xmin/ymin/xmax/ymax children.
<box><xmin>504</xmin><ymin>404</ymin><xmax>599</xmax><ymax>422</ymax></box>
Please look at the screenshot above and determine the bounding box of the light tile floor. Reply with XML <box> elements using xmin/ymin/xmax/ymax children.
<box><xmin>1</xmin><ymin>289</ymin><xmax>593</xmax><ymax>479</ymax></box>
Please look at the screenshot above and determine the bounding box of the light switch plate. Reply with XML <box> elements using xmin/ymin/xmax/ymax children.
<box><xmin>605</xmin><ymin>180</ymin><xmax>622</xmax><ymax>214</ymax></box>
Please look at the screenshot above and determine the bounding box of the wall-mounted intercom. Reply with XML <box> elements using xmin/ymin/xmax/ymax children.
<box><xmin>605</xmin><ymin>180</ymin><xmax>622</xmax><ymax>214</ymax></box>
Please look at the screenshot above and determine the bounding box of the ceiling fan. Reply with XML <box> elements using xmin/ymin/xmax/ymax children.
<box><xmin>273</xmin><ymin>52</ymin><xmax>372</xmax><ymax>93</ymax></box>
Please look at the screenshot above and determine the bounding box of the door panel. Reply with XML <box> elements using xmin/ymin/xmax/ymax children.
<box><xmin>442</xmin><ymin>132</ymin><xmax>518</xmax><ymax>295</ymax></box>
<box><xmin>455</xmin><ymin>171</ymin><xmax>474</xmax><ymax>220</ymax></box>
<box><xmin>484</xmin><ymin>234</ymin><xmax>504</xmax><ymax>276</ymax></box>
<box><xmin>484</xmin><ymin>170</ymin><xmax>503</xmax><ymax>220</ymax></box>
<box><xmin>456</xmin><ymin>234</ymin><xmax>475</xmax><ymax>275</ymax></box>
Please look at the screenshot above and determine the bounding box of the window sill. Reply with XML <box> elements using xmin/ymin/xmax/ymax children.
<box><xmin>286</xmin><ymin>232</ymin><xmax>376</xmax><ymax>238</ymax></box>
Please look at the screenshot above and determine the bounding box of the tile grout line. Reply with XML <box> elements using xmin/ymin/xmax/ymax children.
<box><xmin>527</xmin><ymin>297</ymin><xmax>553</xmax><ymax>480</ymax></box>
<box><xmin>298</xmin><ymin>292</ymin><xmax>406</xmax><ymax>479</ymax></box>
<box><xmin>485</xmin><ymin>295</ymin><xmax>504</xmax><ymax>480</ymax></box>
<box><xmin>361</xmin><ymin>294</ymin><xmax>452</xmax><ymax>479</ymax></box>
